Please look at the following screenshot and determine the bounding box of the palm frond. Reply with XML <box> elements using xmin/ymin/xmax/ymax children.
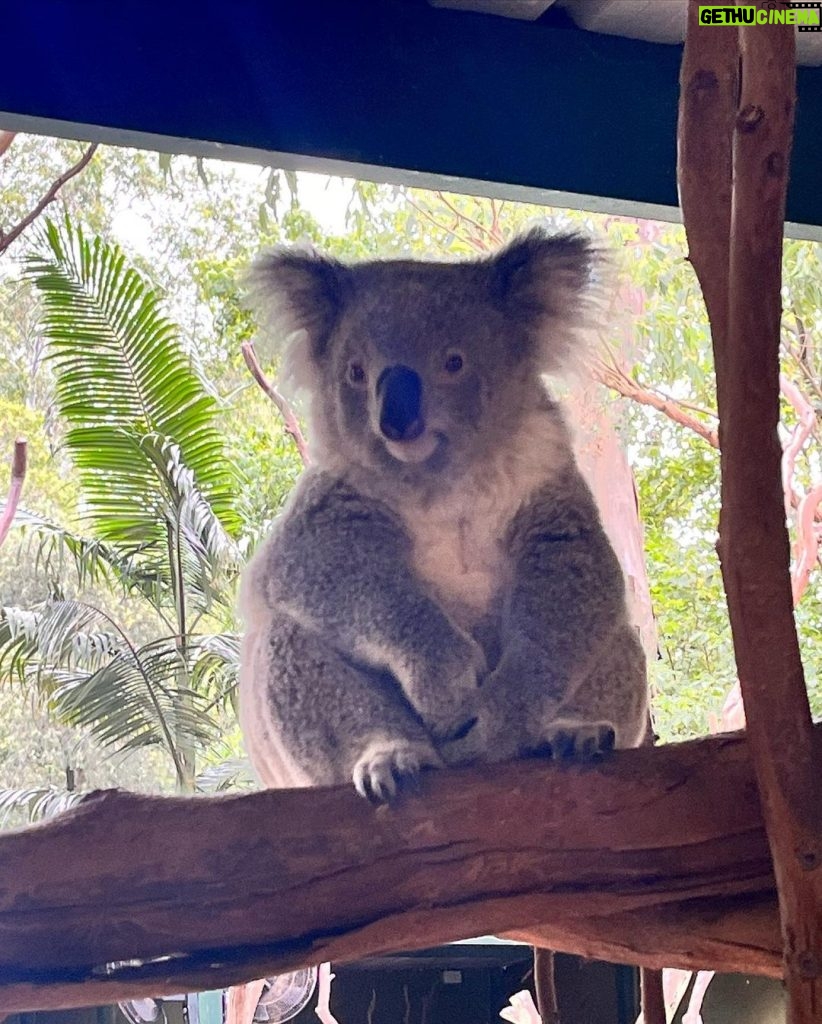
<box><xmin>0</xmin><ymin>786</ymin><xmax>85</xmax><ymax>828</ymax></box>
<box><xmin>195</xmin><ymin>758</ymin><xmax>255</xmax><ymax>794</ymax></box>
<box><xmin>6</xmin><ymin>506</ymin><xmax>168</xmax><ymax>605</ymax></box>
<box><xmin>0</xmin><ymin>605</ymin><xmax>42</xmax><ymax>683</ymax></box>
<box><xmin>189</xmin><ymin>632</ymin><xmax>241</xmax><ymax>705</ymax></box>
<box><xmin>25</xmin><ymin>217</ymin><xmax>242</xmax><ymax>547</ymax></box>
<box><xmin>141</xmin><ymin>434</ymin><xmax>242</xmax><ymax>612</ymax></box>
<box><xmin>0</xmin><ymin>601</ymin><xmax>120</xmax><ymax>686</ymax></box>
<box><xmin>52</xmin><ymin>633</ymin><xmax>218</xmax><ymax>758</ymax></box>
<box><xmin>0</xmin><ymin>602</ymin><xmax>217</xmax><ymax>771</ymax></box>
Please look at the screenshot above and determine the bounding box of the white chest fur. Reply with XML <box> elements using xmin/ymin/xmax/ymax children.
<box><xmin>401</xmin><ymin>410</ymin><xmax>571</xmax><ymax>626</ymax></box>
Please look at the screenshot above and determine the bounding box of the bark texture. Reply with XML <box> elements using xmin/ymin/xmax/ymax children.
<box><xmin>679</xmin><ymin>3</ymin><xmax>821</xmax><ymax>1021</ymax></box>
<box><xmin>0</xmin><ymin>729</ymin><xmax>805</xmax><ymax>1014</ymax></box>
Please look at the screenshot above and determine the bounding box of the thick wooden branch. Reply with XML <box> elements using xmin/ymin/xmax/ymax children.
<box><xmin>726</xmin><ymin>18</ymin><xmax>821</xmax><ymax>1022</ymax></box>
<box><xmin>677</xmin><ymin>1</ymin><xmax>736</xmax><ymax>388</ymax></box>
<box><xmin>679</xmin><ymin>4</ymin><xmax>821</xmax><ymax>1021</ymax></box>
<box><xmin>2</xmin><ymin>729</ymin><xmax>814</xmax><ymax>1015</ymax></box>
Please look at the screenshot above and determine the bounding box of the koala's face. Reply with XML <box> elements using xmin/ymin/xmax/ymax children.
<box><xmin>251</xmin><ymin>230</ymin><xmax>593</xmax><ymax>480</ymax></box>
<box><xmin>318</xmin><ymin>264</ymin><xmax>531</xmax><ymax>476</ymax></box>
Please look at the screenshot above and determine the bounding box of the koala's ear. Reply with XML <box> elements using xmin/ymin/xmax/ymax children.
<box><xmin>487</xmin><ymin>229</ymin><xmax>598</xmax><ymax>372</ymax></box>
<box><xmin>246</xmin><ymin>248</ymin><xmax>346</xmax><ymax>376</ymax></box>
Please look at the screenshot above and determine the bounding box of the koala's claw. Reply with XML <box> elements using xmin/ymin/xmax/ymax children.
<box><xmin>352</xmin><ymin>739</ymin><xmax>441</xmax><ymax>804</ymax></box>
<box><xmin>533</xmin><ymin>722</ymin><xmax>616</xmax><ymax>762</ymax></box>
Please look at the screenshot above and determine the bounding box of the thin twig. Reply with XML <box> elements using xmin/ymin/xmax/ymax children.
<box><xmin>785</xmin><ymin>343</ymin><xmax>822</xmax><ymax>406</ymax></box>
<box><xmin>435</xmin><ymin>191</ymin><xmax>501</xmax><ymax>246</ymax></box>
<box><xmin>0</xmin><ymin>142</ymin><xmax>98</xmax><ymax>255</ymax></box>
<box><xmin>241</xmin><ymin>340</ymin><xmax>311</xmax><ymax>466</ymax></box>
<box><xmin>0</xmin><ymin>440</ymin><xmax>27</xmax><ymax>550</ymax></box>
<box><xmin>653</xmin><ymin>393</ymin><xmax>718</xmax><ymax>420</ymax></box>
<box><xmin>0</xmin><ymin>131</ymin><xmax>16</xmax><ymax>159</ymax></box>
<box><xmin>405</xmin><ymin>196</ymin><xmax>480</xmax><ymax>251</ymax></box>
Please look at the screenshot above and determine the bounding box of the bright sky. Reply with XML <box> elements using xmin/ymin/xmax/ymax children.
<box><xmin>110</xmin><ymin>166</ymin><xmax>353</xmax><ymax>258</ymax></box>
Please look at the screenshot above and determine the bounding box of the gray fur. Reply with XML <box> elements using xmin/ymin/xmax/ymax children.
<box><xmin>240</xmin><ymin>229</ymin><xmax>648</xmax><ymax>801</ymax></box>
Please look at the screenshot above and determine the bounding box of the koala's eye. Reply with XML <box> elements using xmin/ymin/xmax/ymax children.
<box><xmin>444</xmin><ymin>352</ymin><xmax>464</xmax><ymax>374</ymax></box>
<box><xmin>348</xmin><ymin>363</ymin><xmax>367</xmax><ymax>386</ymax></box>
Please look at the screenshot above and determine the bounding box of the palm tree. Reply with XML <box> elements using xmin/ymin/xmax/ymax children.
<box><xmin>0</xmin><ymin>216</ymin><xmax>245</xmax><ymax>796</ymax></box>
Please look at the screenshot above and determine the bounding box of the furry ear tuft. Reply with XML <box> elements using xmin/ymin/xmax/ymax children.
<box><xmin>245</xmin><ymin>247</ymin><xmax>345</xmax><ymax>390</ymax></box>
<box><xmin>488</xmin><ymin>229</ymin><xmax>600</xmax><ymax>375</ymax></box>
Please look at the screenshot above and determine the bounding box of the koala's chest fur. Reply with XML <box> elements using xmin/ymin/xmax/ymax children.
<box><xmin>400</xmin><ymin>411</ymin><xmax>570</xmax><ymax>628</ymax></box>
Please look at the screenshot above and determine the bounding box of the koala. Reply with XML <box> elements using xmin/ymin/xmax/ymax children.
<box><xmin>239</xmin><ymin>229</ymin><xmax>648</xmax><ymax>803</ymax></box>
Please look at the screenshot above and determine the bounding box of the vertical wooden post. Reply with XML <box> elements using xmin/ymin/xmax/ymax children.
<box><xmin>533</xmin><ymin>948</ymin><xmax>560</xmax><ymax>1024</ymax></box>
<box><xmin>639</xmin><ymin>968</ymin><xmax>665</xmax><ymax>1024</ymax></box>
<box><xmin>678</xmin><ymin>3</ymin><xmax>822</xmax><ymax>1022</ymax></box>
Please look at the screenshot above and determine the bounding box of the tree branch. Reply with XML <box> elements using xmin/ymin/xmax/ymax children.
<box><xmin>594</xmin><ymin>358</ymin><xmax>719</xmax><ymax>448</ymax></box>
<box><xmin>434</xmin><ymin>191</ymin><xmax>503</xmax><ymax>248</ymax></box>
<box><xmin>241</xmin><ymin>340</ymin><xmax>311</xmax><ymax>466</ymax></box>
<box><xmin>405</xmin><ymin>196</ymin><xmax>480</xmax><ymax>251</ymax></box>
<box><xmin>679</xmin><ymin>4</ymin><xmax>821</xmax><ymax>1021</ymax></box>
<box><xmin>683</xmin><ymin>970</ymin><xmax>715</xmax><ymax>1024</ymax></box>
<box><xmin>0</xmin><ymin>142</ymin><xmax>98</xmax><ymax>255</ymax></box>
<box><xmin>780</xmin><ymin>373</ymin><xmax>816</xmax><ymax>517</ymax></box>
<box><xmin>0</xmin><ymin>131</ymin><xmax>16</xmax><ymax>159</ymax></box>
<box><xmin>0</xmin><ymin>729</ymin><xmax>804</xmax><ymax>1014</ymax></box>
<box><xmin>792</xmin><ymin>484</ymin><xmax>822</xmax><ymax>606</ymax></box>
<box><xmin>315</xmin><ymin>964</ymin><xmax>342</xmax><ymax>1024</ymax></box>
<box><xmin>640</xmin><ymin>968</ymin><xmax>665</xmax><ymax>1024</ymax></box>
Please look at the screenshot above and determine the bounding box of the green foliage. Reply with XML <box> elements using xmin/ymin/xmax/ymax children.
<box><xmin>0</xmin><ymin>399</ymin><xmax>80</xmax><ymax>544</ymax></box>
<box><xmin>26</xmin><ymin>218</ymin><xmax>240</xmax><ymax>538</ymax></box>
<box><xmin>0</xmin><ymin>783</ymin><xmax>85</xmax><ymax>828</ymax></box>
<box><xmin>1</xmin><ymin>218</ymin><xmax>252</xmax><ymax>793</ymax></box>
<box><xmin>2</xmin><ymin>138</ymin><xmax>821</xmax><ymax>817</ymax></box>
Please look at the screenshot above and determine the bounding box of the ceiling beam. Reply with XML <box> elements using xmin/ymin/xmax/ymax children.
<box><xmin>2</xmin><ymin>0</ymin><xmax>820</xmax><ymax>237</ymax></box>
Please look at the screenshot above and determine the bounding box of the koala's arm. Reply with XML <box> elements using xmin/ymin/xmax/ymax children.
<box><xmin>499</xmin><ymin>467</ymin><xmax>628</xmax><ymax>704</ymax></box>
<box><xmin>248</xmin><ymin>471</ymin><xmax>483</xmax><ymax>734</ymax></box>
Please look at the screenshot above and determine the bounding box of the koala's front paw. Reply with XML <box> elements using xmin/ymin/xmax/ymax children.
<box><xmin>429</xmin><ymin>642</ymin><xmax>486</xmax><ymax>741</ymax></box>
<box><xmin>530</xmin><ymin>721</ymin><xmax>616</xmax><ymax>762</ymax></box>
<box><xmin>405</xmin><ymin>633</ymin><xmax>485</xmax><ymax>741</ymax></box>
<box><xmin>352</xmin><ymin>738</ymin><xmax>442</xmax><ymax>804</ymax></box>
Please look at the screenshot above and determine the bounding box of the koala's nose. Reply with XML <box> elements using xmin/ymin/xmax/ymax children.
<box><xmin>377</xmin><ymin>365</ymin><xmax>425</xmax><ymax>442</ymax></box>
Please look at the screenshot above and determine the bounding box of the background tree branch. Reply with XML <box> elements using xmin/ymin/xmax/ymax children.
<box><xmin>0</xmin><ymin>440</ymin><xmax>26</xmax><ymax>550</ymax></box>
<box><xmin>0</xmin><ymin>141</ymin><xmax>98</xmax><ymax>255</ymax></box>
<box><xmin>241</xmin><ymin>340</ymin><xmax>311</xmax><ymax>466</ymax></box>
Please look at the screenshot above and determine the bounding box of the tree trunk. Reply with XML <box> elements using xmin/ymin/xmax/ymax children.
<box><xmin>678</xmin><ymin>4</ymin><xmax>822</xmax><ymax>1021</ymax></box>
